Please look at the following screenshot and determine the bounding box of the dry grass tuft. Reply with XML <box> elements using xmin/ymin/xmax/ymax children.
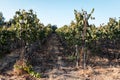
<box><xmin>13</xmin><ymin>59</ymin><xmax>27</xmax><ymax>76</ymax></box>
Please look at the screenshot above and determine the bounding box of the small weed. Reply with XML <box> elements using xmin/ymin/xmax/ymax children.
<box><xmin>13</xmin><ymin>59</ymin><xmax>41</xmax><ymax>78</ymax></box>
<box><xmin>68</xmin><ymin>55</ymin><xmax>76</xmax><ymax>61</ymax></box>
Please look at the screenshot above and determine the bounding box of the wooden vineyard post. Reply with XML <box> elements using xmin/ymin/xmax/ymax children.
<box><xmin>19</xmin><ymin>19</ymin><xmax>25</xmax><ymax>60</ymax></box>
<box><xmin>82</xmin><ymin>11</ymin><xmax>87</xmax><ymax>69</ymax></box>
<box><xmin>75</xmin><ymin>45</ymin><xmax>79</xmax><ymax>68</ymax></box>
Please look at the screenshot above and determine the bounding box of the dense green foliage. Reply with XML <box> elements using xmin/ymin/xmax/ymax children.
<box><xmin>0</xmin><ymin>9</ymin><xmax>120</xmax><ymax>59</ymax></box>
<box><xmin>0</xmin><ymin>9</ymin><xmax>53</xmax><ymax>55</ymax></box>
<box><xmin>56</xmin><ymin>9</ymin><xmax>120</xmax><ymax>55</ymax></box>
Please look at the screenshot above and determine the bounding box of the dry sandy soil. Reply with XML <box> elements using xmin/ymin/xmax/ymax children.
<box><xmin>0</xmin><ymin>66</ymin><xmax>120</xmax><ymax>80</ymax></box>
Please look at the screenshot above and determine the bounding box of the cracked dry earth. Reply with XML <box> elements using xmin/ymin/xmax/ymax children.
<box><xmin>0</xmin><ymin>33</ymin><xmax>120</xmax><ymax>80</ymax></box>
